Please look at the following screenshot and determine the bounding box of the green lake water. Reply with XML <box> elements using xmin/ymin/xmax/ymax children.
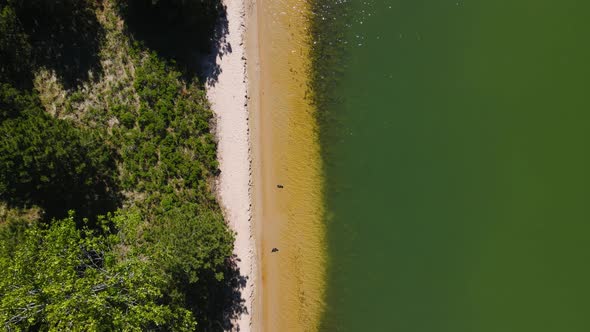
<box><xmin>315</xmin><ymin>0</ymin><xmax>590</xmax><ymax>331</ymax></box>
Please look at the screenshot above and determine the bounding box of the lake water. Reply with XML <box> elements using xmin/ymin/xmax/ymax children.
<box><xmin>314</xmin><ymin>0</ymin><xmax>590</xmax><ymax>331</ymax></box>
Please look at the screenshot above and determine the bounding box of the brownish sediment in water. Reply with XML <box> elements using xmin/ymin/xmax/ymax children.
<box><xmin>249</xmin><ymin>0</ymin><xmax>326</xmax><ymax>331</ymax></box>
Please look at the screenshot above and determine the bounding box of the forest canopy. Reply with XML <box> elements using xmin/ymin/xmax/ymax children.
<box><xmin>0</xmin><ymin>0</ymin><xmax>238</xmax><ymax>330</ymax></box>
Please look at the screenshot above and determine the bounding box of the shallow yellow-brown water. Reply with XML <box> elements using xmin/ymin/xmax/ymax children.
<box><xmin>252</xmin><ymin>0</ymin><xmax>325</xmax><ymax>330</ymax></box>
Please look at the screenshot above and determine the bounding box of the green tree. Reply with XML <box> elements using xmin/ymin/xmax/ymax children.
<box><xmin>0</xmin><ymin>82</ymin><xmax>37</xmax><ymax>120</ymax></box>
<box><xmin>0</xmin><ymin>212</ymin><xmax>196</xmax><ymax>331</ymax></box>
<box><xmin>147</xmin><ymin>203</ymin><xmax>235</xmax><ymax>329</ymax></box>
<box><xmin>149</xmin><ymin>203</ymin><xmax>233</xmax><ymax>285</ymax></box>
<box><xmin>0</xmin><ymin>104</ymin><xmax>119</xmax><ymax>220</ymax></box>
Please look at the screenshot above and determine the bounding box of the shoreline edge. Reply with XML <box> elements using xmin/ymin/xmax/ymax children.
<box><xmin>206</xmin><ymin>0</ymin><xmax>257</xmax><ymax>331</ymax></box>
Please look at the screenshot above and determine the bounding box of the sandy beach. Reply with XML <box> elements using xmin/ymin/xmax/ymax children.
<box><xmin>206</xmin><ymin>0</ymin><xmax>255</xmax><ymax>331</ymax></box>
<box><xmin>209</xmin><ymin>0</ymin><xmax>325</xmax><ymax>331</ymax></box>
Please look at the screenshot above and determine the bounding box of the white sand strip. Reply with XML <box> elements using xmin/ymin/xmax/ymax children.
<box><xmin>206</xmin><ymin>0</ymin><xmax>255</xmax><ymax>331</ymax></box>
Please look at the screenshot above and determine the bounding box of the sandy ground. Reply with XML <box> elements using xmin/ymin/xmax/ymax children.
<box><xmin>206</xmin><ymin>0</ymin><xmax>256</xmax><ymax>331</ymax></box>
<box><xmin>208</xmin><ymin>0</ymin><xmax>324</xmax><ymax>330</ymax></box>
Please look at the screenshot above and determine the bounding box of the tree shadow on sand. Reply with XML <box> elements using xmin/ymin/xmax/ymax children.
<box><xmin>181</xmin><ymin>255</ymin><xmax>248</xmax><ymax>332</ymax></box>
<box><xmin>121</xmin><ymin>0</ymin><xmax>230</xmax><ymax>85</ymax></box>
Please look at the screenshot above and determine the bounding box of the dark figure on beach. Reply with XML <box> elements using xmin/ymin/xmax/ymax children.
<box><xmin>277</xmin><ymin>184</ymin><xmax>284</xmax><ymax>189</ymax></box>
<box><xmin>271</xmin><ymin>247</ymin><xmax>279</xmax><ymax>253</ymax></box>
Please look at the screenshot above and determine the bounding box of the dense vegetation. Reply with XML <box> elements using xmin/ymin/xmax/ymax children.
<box><xmin>0</xmin><ymin>0</ymin><xmax>239</xmax><ymax>330</ymax></box>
